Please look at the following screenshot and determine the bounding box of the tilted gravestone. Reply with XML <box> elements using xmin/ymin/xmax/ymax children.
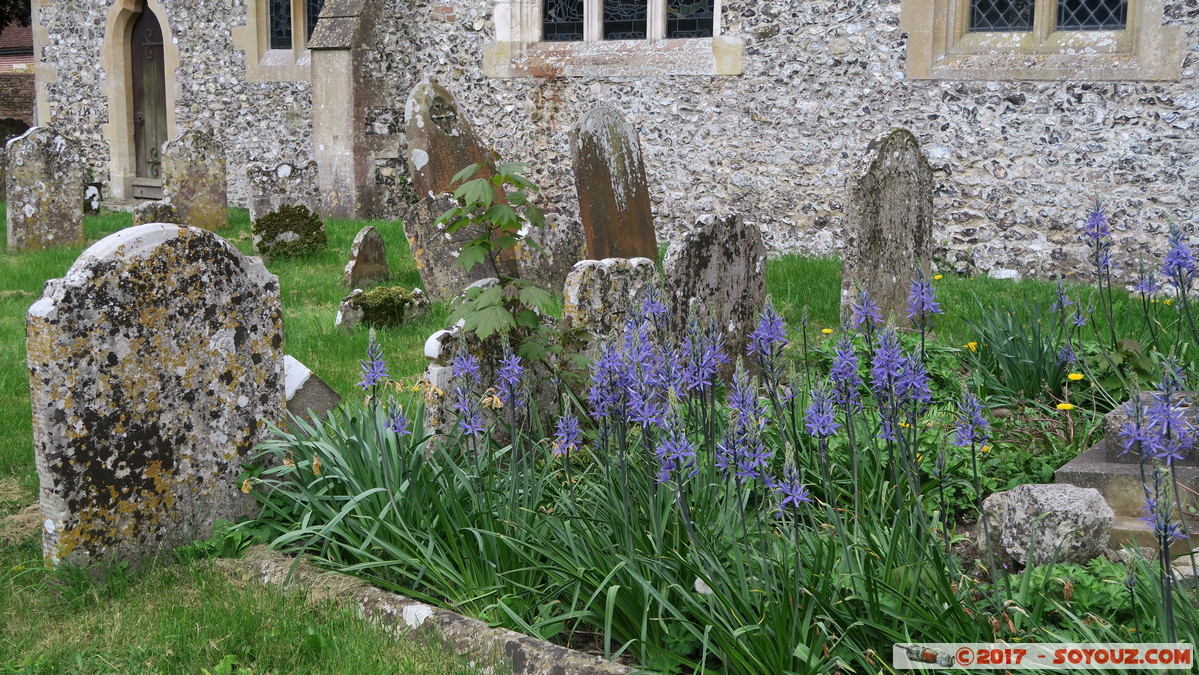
<box><xmin>664</xmin><ymin>214</ymin><xmax>766</xmax><ymax>377</ymax></box>
<box><xmin>840</xmin><ymin>128</ymin><xmax>934</xmax><ymax>323</ymax></box>
<box><xmin>343</xmin><ymin>225</ymin><xmax>390</xmax><ymax>288</ymax></box>
<box><xmin>27</xmin><ymin>223</ymin><xmax>284</xmax><ymax>570</ymax></box>
<box><xmin>246</xmin><ymin>161</ymin><xmax>322</xmax><ymax>222</ymax></box>
<box><xmin>402</xmin><ymin>194</ymin><xmax>499</xmax><ymax>300</ymax></box>
<box><xmin>563</xmin><ymin>257</ymin><xmax>662</xmax><ymax>340</ymax></box>
<box><xmin>570</xmin><ymin>106</ymin><xmax>659</xmax><ymax>261</ymax></box>
<box><xmin>284</xmin><ymin>355</ymin><xmax>341</xmax><ymax>422</ymax></box>
<box><xmin>162</xmin><ymin>130</ymin><xmax>228</xmax><ymax>231</ymax></box>
<box><xmin>6</xmin><ymin>126</ymin><xmax>84</xmax><ymax>253</ymax></box>
<box><xmin>132</xmin><ymin>200</ymin><xmax>180</xmax><ymax>227</ymax></box>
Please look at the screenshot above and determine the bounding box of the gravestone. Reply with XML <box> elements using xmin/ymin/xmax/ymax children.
<box><xmin>27</xmin><ymin>223</ymin><xmax>284</xmax><ymax>570</ymax></box>
<box><xmin>840</xmin><ymin>128</ymin><xmax>934</xmax><ymax>322</ymax></box>
<box><xmin>6</xmin><ymin>126</ymin><xmax>84</xmax><ymax>253</ymax></box>
<box><xmin>517</xmin><ymin>210</ymin><xmax>588</xmax><ymax>294</ymax></box>
<box><xmin>284</xmin><ymin>355</ymin><xmax>341</xmax><ymax>421</ymax></box>
<box><xmin>0</xmin><ymin>118</ymin><xmax>30</xmax><ymax>201</ymax></box>
<box><xmin>132</xmin><ymin>200</ymin><xmax>180</xmax><ymax>227</ymax></box>
<box><xmin>252</xmin><ymin>204</ymin><xmax>327</xmax><ymax>259</ymax></box>
<box><xmin>405</xmin><ymin>79</ymin><xmax>498</xmax><ymax>200</ymax></box>
<box><xmin>570</xmin><ymin>106</ymin><xmax>659</xmax><ymax>260</ymax></box>
<box><xmin>162</xmin><ymin>130</ymin><xmax>228</xmax><ymax>231</ymax></box>
<box><xmin>563</xmin><ymin>257</ymin><xmax>662</xmax><ymax>340</ymax></box>
<box><xmin>335</xmin><ymin>286</ymin><xmax>428</xmax><ymax>332</ymax></box>
<box><xmin>246</xmin><ymin>161</ymin><xmax>321</xmax><ymax>222</ymax></box>
<box><xmin>343</xmin><ymin>225</ymin><xmax>390</xmax><ymax>288</ymax></box>
<box><xmin>663</xmin><ymin>214</ymin><xmax>766</xmax><ymax>376</ymax></box>
<box><xmin>403</xmin><ymin>194</ymin><xmax>499</xmax><ymax>300</ymax></box>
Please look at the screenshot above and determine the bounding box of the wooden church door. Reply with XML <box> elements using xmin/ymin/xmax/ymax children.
<box><xmin>130</xmin><ymin>7</ymin><xmax>166</xmax><ymax>199</ymax></box>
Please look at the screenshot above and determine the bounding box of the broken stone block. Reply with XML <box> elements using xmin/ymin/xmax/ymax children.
<box><xmin>27</xmin><ymin>223</ymin><xmax>284</xmax><ymax>570</ymax></box>
<box><xmin>335</xmin><ymin>286</ymin><xmax>428</xmax><ymax>332</ymax></box>
<box><xmin>343</xmin><ymin>225</ymin><xmax>390</xmax><ymax>288</ymax></box>
<box><xmin>284</xmin><ymin>355</ymin><xmax>341</xmax><ymax>421</ymax></box>
<box><xmin>162</xmin><ymin>130</ymin><xmax>228</xmax><ymax>231</ymax></box>
<box><xmin>563</xmin><ymin>257</ymin><xmax>662</xmax><ymax>340</ymax></box>
<box><xmin>246</xmin><ymin>161</ymin><xmax>321</xmax><ymax>222</ymax></box>
<box><xmin>6</xmin><ymin>126</ymin><xmax>84</xmax><ymax>253</ymax></box>
<box><xmin>132</xmin><ymin>200</ymin><xmax>181</xmax><ymax>227</ymax></box>
<box><xmin>982</xmin><ymin>484</ymin><xmax>1114</xmax><ymax>568</ymax></box>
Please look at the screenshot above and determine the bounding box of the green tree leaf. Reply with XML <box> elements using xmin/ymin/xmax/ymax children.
<box><xmin>456</xmin><ymin>244</ymin><xmax>487</xmax><ymax>272</ymax></box>
<box><xmin>519</xmin><ymin>286</ymin><xmax>554</xmax><ymax>312</ymax></box>
<box><xmin>450</xmin><ymin>163</ymin><xmax>481</xmax><ymax>186</ymax></box>
<box><xmin>454</xmin><ymin>178</ymin><xmax>497</xmax><ymax>208</ymax></box>
<box><xmin>467</xmin><ymin>305</ymin><xmax>514</xmax><ymax>339</ymax></box>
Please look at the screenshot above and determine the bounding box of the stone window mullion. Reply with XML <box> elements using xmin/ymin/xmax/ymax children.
<box><xmin>647</xmin><ymin>0</ymin><xmax>665</xmax><ymax>40</ymax></box>
<box><xmin>584</xmin><ymin>0</ymin><xmax>603</xmax><ymax>41</ymax></box>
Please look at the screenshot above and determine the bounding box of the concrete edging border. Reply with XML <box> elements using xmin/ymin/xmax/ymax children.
<box><xmin>236</xmin><ymin>547</ymin><xmax>637</xmax><ymax>675</ymax></box>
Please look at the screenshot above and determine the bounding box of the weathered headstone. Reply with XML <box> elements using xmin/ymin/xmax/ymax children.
<box><xmin>563</xmin><ymin>257</ymin><xmax>662</xmax><ymax>339</ymax></box>
<box><xmin>517</xmin><ymin>209</ymin><xmax>587</xmax><ymax>294</ymax></box>
<box><xmin>252</xmin><ymin>204</ymin><xmax>327</xmax><ymax>259</ymax></box>
<box><xmin>570</xmin><ymin>106</ymin><xmax>659</xmax><ymax>260</ymax></box>
<box><xmin>343</xmin><ymin>225</ymin><xmax>390</xmax><ymax>288</ymax></box>
<box><xmin>402</xmin><ymin>194</ymin><xmax>498</xmax><ymax>300</ymax></box>
<box><xmin>0</xmin><ymin>118</ymin><xmax>31</xmax><ymax>202</ymax></box>
<box><xmin>335</xmin><ymin>286</ymin><xmax>428</xmax><ymax>332</ymax></box>
<box><xmin>132</xmin><ymin>200</ymin><xmax>180</xmax><ymax>227</ymax></box>
<box><xmin>405</xmin><ymin>79</ymin><xmax>498</xmax><ymax>200</ymax></box>
<box><xmin>840</xmin><ymin>128</ymin><xmax>934</xmax><ymax>322</ymax></box>
<box><xmin>162</xmin><ymin>130</ymin><xmax>228</xmax><ymax>231</ymax></box>
<box><xmin>6</xmin><ymin>126</ymin><xmax>84</xmax><ymax>253</ymax></box>
<box><xmin>284</xmin><ymin>355</ymin><xmax>341</xmax><ymax>421</ymax></box>
<box><xmin>663</xmin><ymin>214</ymin><xmax>766</xmax><ymax>376</ymax></box>
<box><xmin>27</xmin><ymin>223</ymin><xmax>284</xmax><ymax>569</ymax></box>
<box><xmin>246</xmin><ymin>161</ymin><xmax>321</xmax><ymax>222</ymax></box>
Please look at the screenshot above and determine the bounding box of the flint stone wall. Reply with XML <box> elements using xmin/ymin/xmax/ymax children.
<box><xmin>27</xmin><ymin>224</ymin><xmax>285</xmax><ymax>569</ymax></box>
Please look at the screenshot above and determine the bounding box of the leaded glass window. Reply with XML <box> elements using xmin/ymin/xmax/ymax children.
<box><xmin>969</xmin><ymin>0</ymin><xmax>1032</xmax><ymax>32</ymax></box>
<box><xmin>1057</xmin><ymin>0</ymin><xmax>1127</xmax><ymax>29</ymax></box>
<box><xmin>603</xmin><ymin>0</ymin><xmax>647</xmax><ymax>40</ymax></box>
<box><xmin>306</xmin><ymin>0</ymin><xmax>326</xmax><ymax>41</ymax></box>
<box><xmin>543</xmin><ymin>0</ymin><xmax>584</xmax><ymax>41</ymax></box>
<box><xmin>667</xmin><ymin>0</ymin><xmax>712</xmax><ymax>38</ymax></box>
<box><xmin>269</xmin><ymin>0</ymin><xmax>293</xmax><ymax>49</ymax></box>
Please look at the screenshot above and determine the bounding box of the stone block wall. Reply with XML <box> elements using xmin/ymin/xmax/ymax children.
<box><xmin>0</xmin><ymin>72</ymin><xmax>34</xmax><ymax>123</ymax></box>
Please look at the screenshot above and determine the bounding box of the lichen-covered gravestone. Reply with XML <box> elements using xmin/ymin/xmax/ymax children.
<box><xmin>27</xmin><ymin>223</ymin><xmax>284</xmax><ymax>570</ymax></box>
<box><xmin>563</xmin><ymin>257</ymin><xmax>662</xmax><ymax>340</ymax></box>
<box><xmin>664</xmin><ymin>214</ymin><xmax>766</xmax><ymax>377</ymax></box>
<box><xmin>132</xmin><ymin>200</ymin><xmax>180</xmax><ymax>227</ymax></box>
<box><xmin>246</xmin><ymin>161</ymin><xmax>321</xmax><ymax>222</ymax></box>
<box><xmin>6</xmin><ymin>126</ymin><xmax>84</xmax><ymax>253</ymax></box>
<box><xmin>402</xmin><ymin>193</ymin><xmax>498</xmax><ymax>300</ymax></box>
<box><xmin>0</xmin><ymin>117</ymin><xmax>31</xmax><ymax>202</ymax></box>
<box><xmin>570</xmin><ymin>106</ymin><xmax>659</xmax><ymax>261</ymax></box>
<box><xmin>162</xmin><ymin>130</ymin><xmax>228</xmax><ymax>231</ymax></box>
<box><xmin>343</xmin><ymin>225</ymin><xmax>389</xmax><ymax>288</ymax></box>
<box><xmin>405</xmin><ymin>79</ymin><xmax>498</xmax><ymax>200</ymax></box>
<box><xmin>841</xmin><ymin>128</ymin><xmax>934</xmax><ymax>322</ymax></box>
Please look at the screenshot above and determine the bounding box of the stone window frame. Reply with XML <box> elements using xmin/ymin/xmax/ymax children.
<box><xmin>233</xmin><ymin>0</ymin><xmax>321</xmax><ymax>82</ymax></box>
<box><xmin>901</xmin><ymin>0</ymin><xmax>1182</xmax><ymax>81</ymax></box>
<box><xmin>484</xmin><ymin>0</ymin><xmax>743</xmax><ymax>78</ymax></box>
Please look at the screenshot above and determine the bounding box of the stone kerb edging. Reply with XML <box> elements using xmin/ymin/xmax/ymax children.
<box><xmin>240</xmin><ymin>547</ymin><xmax>637</xmax><ymax>675</ymax></box>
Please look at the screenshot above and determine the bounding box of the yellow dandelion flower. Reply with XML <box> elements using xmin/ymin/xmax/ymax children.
<box><xmin>241</xmin><ymin>479</ymin><xmax>252</xmax><ymax>494</ymax></box>
<box><xmin>980</xmin><ymin>445</ymin><xmax>991</xmax><ymax>454</ymax></box>
<box><xmin>821</xmin><ymin>328</ymin><xmax>834</xmax><ymax>335</ymax></box>
<box><xmin>1067</xmin><ymin>373</ymin><xmax>1084</xmax><ymax>381</ymax></box>
<box><xmin>1056</xmin><ymin>403</ymin><xmax>1075</xmax><ymax>411</ymax></box>
<box><xmin>312</xmin><ymin>455</ymin><xmax>322</xmax><ymax>475</ymax></box>
<box><xmin>934</xmin><ymin>274</ymin><xmax>944</xmax><ymax>280</ymax></box>
<box><xmin>1165</xmin><ymin>299</ymin><xmax>1173</xmax><ymax>306</ymax></box>
<box><xmin>898</xmin><ymin>421</ymin><xmax>911</xmax><ymax>428</ymax></box>
<box><xmin>964</xmin><ymin>341</ymin><xmax>978</xmax><ymax>352</ymax></box>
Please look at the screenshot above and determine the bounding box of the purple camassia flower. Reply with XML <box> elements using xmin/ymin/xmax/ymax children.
<box><xmin>679</xmin><ymin>319</ymin><xmax>729</xmax><ymax>395</ymax></box>
<box><xmin>1142</xmin><ymin>367</ymin><xmax>1195</xmax><ymax>466</ymax></box>
<box><xmin>495</xmin><ymin>352</ymin><xmax>525</xmax><ymax>409</ymax></box>
<box><xmin>1133</xmin><ymin>270</ymin><xmax>1160</xmax><ymax>295</ymax></box>
<box><xmin>358</xmin><ymin>332</ymin><xmax>389</xmax><ymax>390</ymax></box>
<box><xmin>898</xmin><ymin>356</ymin><xmax>933</xmax><ymax>413</ymax></box>
<box><xmin>747</xmin><ymin>297</ymin><xmax>788</xmax><ymax>374</ymax></box>
<box><xmin>387</xmin><ymin>404</ymin><xmax>412</xmax><ymax>436</ymax></box>
<box><xmin>717</xmin><ymin>368</ymin><xmax>769</xmax><ymax>481</ymax></box>
<box><xmin>641</xmin><ymin>287</ymin><xmax>669</xmax><ymax>323</ymax></box>
<box><xmin>851</xmin><ymin>288</ymin><xmax>883</xmax><ymax>334</ymax></box>
<box><xmin>588</xmin><ymin>341</ymin><xmax>627</xmax><ymax>420</ymax></box>
<box><xmin>451</xmin><ymin>353</ymin><xmax>481</xmax><ymax>387</ymax></box>
<box><xmin>554</xmin><ymin>413</ymin><xmax>582</xmax><ymax>457</ymax></box>
<box><xmin>625</xmin><ymin>318</ymin><xmax>670</xmax><ymax>426</ymax></box>
<box><xmin>1141</xmin><ymin>496</ymin><xmax>1186</xmax><ymax>542</ymax></box>
<box><xmin>804</xmin><ymin>384</ymin><xmax>840</xmax><ymax>438</ymax></box>
<box><xmin>656</xmin><ymin>409</ymin><xmax>697</xmax><ymax>483</ymax></box>
<box><xmin>1163</xmin><ymin>226</ymin><xmax>1196</xmax><ymax>293</ymax></box>
<box><xmin>773</xmin><ymin>464</ymin><xmax>813</xmax><ymax>514</ymax></box>
<box><xmin>1050</xmin><ymin>281</ymin><xmax>1074</xmax><ymax>313</ymax></box>
<box><xmin>1071</xmin><ymin>309</ymin><xmax>1087</xmax><ymax>328</ymax></box>
<box><xmin>829</xmin><ymin>336</ymin><xmax>863</xmax><ymax>412</ymax></box>
<box><xmin>455</xmin><ymin>385</ymin><xmax>485</xmax><ymax>438</ymax></box>
<box><xmin>952</xmin><ymin>391</ymin><xmax>990</xmax><ymax>449</ymax></box>
<box><xmin>870</xmin><ymin>328</ymin><xmax>906</xmax><ymax>441</ymax></box>
<box><xmin>906</xmin><ymin>277</ymin><xmax>943</xmax><ymax>326</ymax></box>
<box><xmin>1058</xmin><ymin>343</ymin><xmax>1078</xmax><ymax>366</ymax></box>
<box><xmin>1083</xmin><ymin>203</ymin><xmax>1114</xmax><ymax>275</ymax></box>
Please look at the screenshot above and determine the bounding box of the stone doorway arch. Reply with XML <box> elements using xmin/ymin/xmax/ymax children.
<box><xmin>101</xmin><ymin>0</ymin><xmax>179</xmax><ymax>201</ymax></box>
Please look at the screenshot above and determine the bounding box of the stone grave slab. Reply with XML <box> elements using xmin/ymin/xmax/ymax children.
<box><xmin>6</xmin><ymin>126</ymin><xmax>84</xmax><ymax>253</ymax></box>
<box><xmin>405</xmin><ymin>79</ymin><xmax>498</xmax><ymax>200</ymax></box>
<box><xmin>284</xmin><ymin>355</ymin><xmax>341</xmax><ymax>421</ymax></box>
<box><xmin>343</xmin><ymin>225</ymin><xmax>390</xmax><ymax>288</ymax></box>
<box><xmin>27</xmin><ymin>223</ymin><xmax>284</xmax><ymax>569</ymax></box>
<box><xmin>570</xmin><ymin>106</ymin><xmax>658</xmax><ymax>260</ymax></box>
<box><xmin>162</xmin><ymin>130</ymin><xmax>228</xmax><ymax>231</ymax></box>
<box><xmin>840</xmin><ymin>128</ymin><xmax>934</xmax><ymax>323</ymax></box>
<box><xmin>132</xmin><ymin>200</ymin><xmax>180</xmax><ymax>227</ymax></box>
<box><xmin>663</xmin><ymin>214</ymin><xmax>766</xmax><ymax>376</ymax></box>
<box><xmin>247</xmin><ymin>161</ymin><xmax>321</xmax><ymax>222</ymax></box>
<box><xmin>402</xmin><ymin>193</ymin><xmax>498</xmax><ymax>300</ymax></box>
<box><xmin>563</xmin><ymin>257</ymin><xmax>662</xmax><ymax>340</ymax></box>
<box><xmin>0</xmin><ymin>118</ymin><xmax>30</xmax><ymax>202</ymax></box>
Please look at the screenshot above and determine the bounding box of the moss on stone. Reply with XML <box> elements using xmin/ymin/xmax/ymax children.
<box><xmin>252</xmin><ymin>204</ymin><xmax>327</xmax><ymax>259</ymax></box>
<box><xmin>348</xmin><ymin>285</ymin><xmax>419</xmax><ymax>328</ymax></box>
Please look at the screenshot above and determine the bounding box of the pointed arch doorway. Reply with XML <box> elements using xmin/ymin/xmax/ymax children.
<box><xmin>130</xmin><ymin>7</ymin><xmax>166</xmax><ymax>198</ymax></box>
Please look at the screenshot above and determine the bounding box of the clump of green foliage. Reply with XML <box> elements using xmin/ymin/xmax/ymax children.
<box><xmin>252</xmin><ymin>204</ymin><xmax>327</xmax><ymax>259</ymax></box>
<box><xmin>347</xmin><ymin>286</ymin><xmax>424</xmax><ymax>329</ymax></box>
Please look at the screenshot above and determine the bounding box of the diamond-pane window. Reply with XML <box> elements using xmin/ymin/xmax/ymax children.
<box><xmin>544</xmin><ymin>0</ymin><xmax>585</xmax><ymax>41</ymax></box>
<box><xmin>1057</xmin><ymin>0</ymin><xmax>1127</xmax><ymax>29</ymax></box>
<box><xmin>969</xmin><ymin>0</ymin><xmax>1033</xmax><ymax>31</ymax></box>
<box><xmin>269</xmin><ymin>0</ymin><xmax>293</xmax><ymax>48</ymax></box>
<box><xmin>603</xmin><ymin>0</ymin><xmax>648</xmax><ymax>40</ymax></box>
<box><xmin>667</xmin><ymin>0</ymin><xmax>713</xmax><ymax>38</ymax></box>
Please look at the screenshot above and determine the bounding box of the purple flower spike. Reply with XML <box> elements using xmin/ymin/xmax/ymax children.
<box><xmin>495</xmin><ymin>352</ymin><xmax>525</xmax><ymax>409</ymax></box>
<box><xmin>1163</xmin><ymin>225</ymin><xmax>1196</xmax><ymax>293</ymax></box>
<box><xmin>1133</xmin><ymin>268</ymin><xmax>1160</xmax><ymax>296</ymax></box>
<box><xmin>906</xmin><ymin>276</ymin><xmax>942</xmax><ymax>326</ymax></box>
<box><xmin>1050</xmin><ymin>282</ymin><xmax>1074</xmax><ymax>313</ymax></box>
<box><xmin>804</xmin><ymin>384</ymin><xmax>840</xmax><ymax>438</ymax></box>
<box><xmin>829</xmin><ymin>337</ymin><xmax>863</xmax><ymax>412</ymax></box>
<box><xmin>358</xmin><ymin>330</ymin><xmax>389</xmax><ymax>390</ymax></box>
<box><xmin>773</xmin><ymin>464</ymin><xmax>813</xmax><ymax>514</ymax></box>
<box><xmin>387</xmin><ymin>404</ymin><xmax>412</xmax><ymax>436</ymax></box>
<box><xmin>553</xmin><ymin>414</ymin><xmax>581</xmax><ymax>457</ymax></box>
<box><xmin>748</xmin><ymin>297</ymin><xmax>788</xmax><ymax>360</ymax></box>
<box><xmin>1141</xmin><ymin>496</ymin><xmax>1186</xmax><ymax>542</ymax></box>
<box><xmin>587</xmin><ymin>342</ymin><xmax>627</xmax><ymax>420</ymax></box>
<box><xmin>655</xmin><ymin>409</ymin><xmax>697</xmax><ymax>484</ymax></box>
<box><xmin>1083</xmin><ymin>202</ymin><xmax>1114</xmax><ymax>276</ymax></box>
<box><xmin>452</xmin><ymin>353</ymin><xmax>481</xmax><ymax>386</ymax></box>
<box><xmin>851</xmin><ymin>288</ymin><xmax>883</xmax><ymax>334</ymax></box>
<box><xmin>952</xmin><ymin>391</ymin><xmax>990</xmax><ymax>449</ymax></box>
